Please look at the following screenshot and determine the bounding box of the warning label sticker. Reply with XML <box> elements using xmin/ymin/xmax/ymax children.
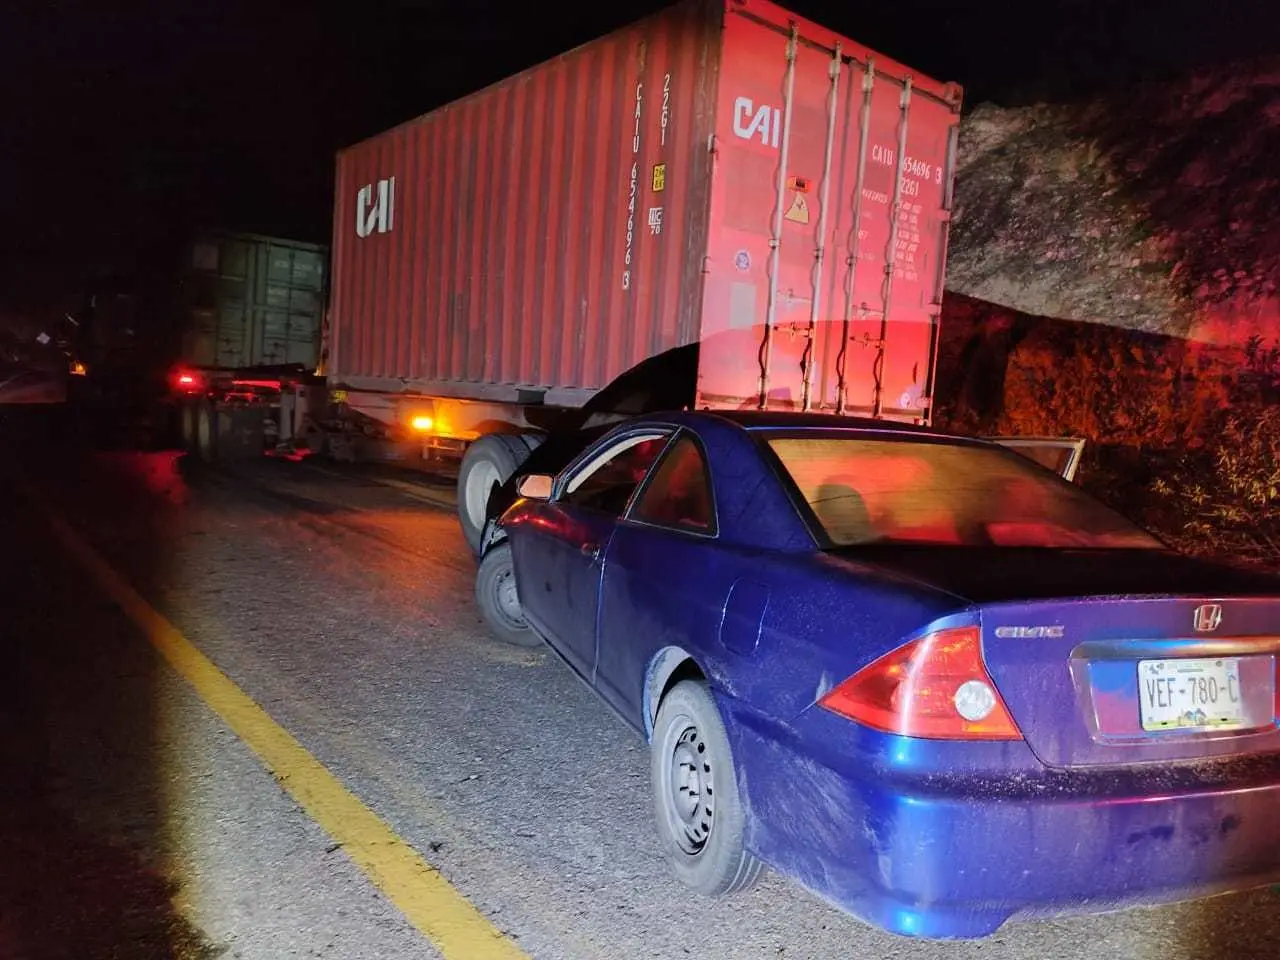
<box><xmin>784</xmin><ymin>192</ymin><xmax>809</xmax><ymax>224</ymax></box>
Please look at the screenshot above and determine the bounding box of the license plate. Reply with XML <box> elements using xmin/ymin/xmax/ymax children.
<box><xmin>330</xmin><ymin>389</ymin><xmax>348</xmax><ymax>404</ymax></box>
<box><xmin>1138</xmin><ymin>658</ymin><xmax>1245</xmax><ymax>731</ymax></box>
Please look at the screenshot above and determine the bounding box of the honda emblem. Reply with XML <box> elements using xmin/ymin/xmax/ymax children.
<box><xmin>1192</xmin><ymin>603</ymin><xmax>1223</xmax><ymax>632</ymax></box>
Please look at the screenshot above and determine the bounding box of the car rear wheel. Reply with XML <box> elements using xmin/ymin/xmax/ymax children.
<box><xmin>651</xmin><ymin>680</ymin><xmax>764</xmax><ymax>897</ymax></box>
<box><xmin>474</xmin><ymin>541</ymin><xmax>541</xmax><ymax>647</ymax></box>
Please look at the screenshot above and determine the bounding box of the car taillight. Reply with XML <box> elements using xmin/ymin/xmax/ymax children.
<box><xmin>819</xmin><ymin>626</ymin><xmax>1022</xmax><ymax>740</ymax></box>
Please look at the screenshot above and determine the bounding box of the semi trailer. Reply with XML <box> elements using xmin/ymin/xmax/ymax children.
<box><xmin>68</xmin><ymin>230</ymin><xmax>327</xmax><ymax>451</ymax></box>
<box><xmin>166</xmin><ymin>231</ymin><xmax>327</xmax><ymax>454</ymax></box>
<box><xmin>178</xmin><ymin>0</ymin><xmax>1084</xmax><ymax>550</ymax></box>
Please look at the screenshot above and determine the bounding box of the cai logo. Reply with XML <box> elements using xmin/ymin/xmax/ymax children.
<box><xmin>356</xmin><ymin>177</ymin><xmax>396</xmax><ymax>237</ymax></box>
<box><xmin>731</xmin><ymin>97</ymin><xmax>782</xmax><ymax>149</ymax></box>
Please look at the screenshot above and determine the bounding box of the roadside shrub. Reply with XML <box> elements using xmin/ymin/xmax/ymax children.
<box><xmin>1150</xmin><ymin>338</ymin><xmax>1280</xmax><ymax>566</ymax></box>
<box><xmin>936</xmin><ymin>297</ymin><xmax>1280</xmax><ymax>570</ymax></box>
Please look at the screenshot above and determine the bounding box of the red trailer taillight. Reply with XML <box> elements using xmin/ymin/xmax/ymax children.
<box><xmin>173</xmin><ymin>368</ymin><xmax>203</xmax><ymax>392</ymax></box>
<box><xmin>819</xmin><ymin>627</ymin><xmax>1022</xmax><ymax>741</ymax></box>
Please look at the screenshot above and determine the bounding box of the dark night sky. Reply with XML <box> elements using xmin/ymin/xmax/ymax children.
<box><xmin>1</xmin><ymin>0</ymin><xmax>1275</xmax><ymax>309</ymax></box>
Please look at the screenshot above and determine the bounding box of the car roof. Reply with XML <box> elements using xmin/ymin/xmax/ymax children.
<box><xmin>660</xmin><ymin>408</ymin><xmax>981</xmax><ymax>444</ymax></box>
<box><xmin>709</xmin><ymin>409</ymin><xmax>934</xmax><ymax>432</ymax></box>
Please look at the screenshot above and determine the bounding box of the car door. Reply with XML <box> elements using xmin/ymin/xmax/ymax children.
<box><xmin>987</xmin><ymin>436</ymin><xmax>1086</xmax><ymax>482</ymax></box>
<box><xmin>510</xmin><ymin>429</ymin><xmax>673</xmax><ymax>678</ymax></box>
<box><xmin>594</xmin><ymin>430</ymin><xmax>727</xmax><ymax>725</ymax></box>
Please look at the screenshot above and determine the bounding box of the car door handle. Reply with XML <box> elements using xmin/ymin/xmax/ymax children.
<box><xmin>580</xmin><ymin>541</ymin><xmax>601</xmax><ymax>561</ymax></box>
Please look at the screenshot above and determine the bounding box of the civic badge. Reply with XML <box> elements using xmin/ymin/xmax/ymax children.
<box><xmin>1192</xmin><ymin>603</ymin><xmax>1222</xmax><ymax>633</ymax></box>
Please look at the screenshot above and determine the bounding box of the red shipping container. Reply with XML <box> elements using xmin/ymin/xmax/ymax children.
<box><xmin>329</xmin><ymin>0</ymin><xmax>962</xmax><ymax>422</ymax></box>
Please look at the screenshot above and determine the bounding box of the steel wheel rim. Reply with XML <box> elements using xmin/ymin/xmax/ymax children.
<box><xmin>465</xmin><ymin>459</ymin><xmax>501</xmax><ymax>530</ymax></box>
<box><xmin>660</xmin><ymin>714</ymin><xmax>715</xmax><ymax>856</ymax></box>
<box><xmin>493</xmin><ymin>563</ymin><xmax>525</xmax><ymax>629</ymax></box>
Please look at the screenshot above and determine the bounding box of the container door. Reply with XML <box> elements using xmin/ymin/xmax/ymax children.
<box><xmin>214</xmin><ymin>238</ymin><xmax>251</xmax><ymax>369</ymax></box>
<box><xmin>255</xmin><ymin>243</ymin><xmax>325</xmax><ymax>369</ymax></box>
<box><xmin>698</xmin><ymin>0</ymin><xmax>962</xmax><ymax>423</ymax></box>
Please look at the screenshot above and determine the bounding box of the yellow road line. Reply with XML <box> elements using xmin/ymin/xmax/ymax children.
<box><xmin>34</xmin><ymin>496</ymin><xmax>528</xmax><ymax>960</ymax></box>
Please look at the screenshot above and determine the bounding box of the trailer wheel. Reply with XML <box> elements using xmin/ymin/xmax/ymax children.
<box><xmin>180</xmin><ymin>401</ymin><xmax>199</xmax><ymax>452</ymax></box>
<box><xmin>195</xmin><ymin>402</ymin><xmax>219</xmax><ymax>463</ymax></box>
<box><xmin>457</xmin><ymin>433</ymin><xmax>534</xmax><ymax>556</ymax></box>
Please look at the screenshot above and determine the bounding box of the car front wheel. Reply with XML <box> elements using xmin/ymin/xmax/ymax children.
<box><xmin>474</xmin><ymin>541</ymin><xmax>541</xmax><ymax>648</ymax></box>
<box><xmin>651</xmin><ymin>679</ymin><xmax>764</xmax><ymax>896</ymax></box>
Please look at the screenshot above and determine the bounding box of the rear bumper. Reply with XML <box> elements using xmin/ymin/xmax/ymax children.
<box><xmin>726</xmin><ymin>703</ymin><xmax>1280</xmax><ymax>939</ymax></box>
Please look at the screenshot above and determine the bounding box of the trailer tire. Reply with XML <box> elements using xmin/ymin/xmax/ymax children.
<box><xmin>180</xmin><ymin>401</ymin><xmax>199</xmax><ymax>452</ymax></box>
<box><xmin>195</xmin><ymin>402</ymin><xmax>219</xmax><ymax>463</ymax></box>
<box><xmin>457</xmin><ymin>433</ymin><xmax>534</xmax><ymax>556</ymax></box>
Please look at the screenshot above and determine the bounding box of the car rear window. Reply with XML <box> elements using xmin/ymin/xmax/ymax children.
<box><xmin>767</xmin><ymin>436</ymin><xmax>1161</xmax><ymax>549</ymax></box>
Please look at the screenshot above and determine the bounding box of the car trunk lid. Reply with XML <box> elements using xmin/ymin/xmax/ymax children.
<box><xmin>980</xmin><ymin>596</ymin><xmax>1280</xmax><ymax>769</ymax></box>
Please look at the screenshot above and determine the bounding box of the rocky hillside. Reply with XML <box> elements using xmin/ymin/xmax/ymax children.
<box><xmin>946</xmin><ymin>59</ymin><xmax>1280</xmax><ymax>346</ymax></box>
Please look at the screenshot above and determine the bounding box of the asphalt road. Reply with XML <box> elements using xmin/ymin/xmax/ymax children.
<box><xmin>1</xmin><ymin>403</ymin><xmax>1277</xmax><ymax>960</ymax></box>
<box><xmin>0</xmin><ymin>366</ymin><xmax>67</xmax><ymax>404</ymax></box>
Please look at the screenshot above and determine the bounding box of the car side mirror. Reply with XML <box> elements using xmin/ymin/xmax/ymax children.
<box><xmin>517</xmin><ymin>473</ymin><xmax>554</xmax><ymax>500</ymax></box>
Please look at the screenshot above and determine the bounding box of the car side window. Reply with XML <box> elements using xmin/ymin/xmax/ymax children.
<box><xmin>630</xmin><ymin>434</ymin><xmax>716</xmax><ymax>535</ymax></box>
<box><xmin>562</xmin><ymin>433</ymin><xmax>671</xmax><ymax>517</ymax></box>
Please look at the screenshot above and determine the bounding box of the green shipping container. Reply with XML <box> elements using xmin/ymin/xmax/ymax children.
<box><xmin>181</xmin><ymin>232</ymin><xmax>327</xmax><ymax>371</ymax></box>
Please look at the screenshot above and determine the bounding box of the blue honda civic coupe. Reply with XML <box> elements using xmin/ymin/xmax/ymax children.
<box><xmin>472</xmin><ymin>409</ymin><xmax>1280</xmax><ymax>939</ymax></box>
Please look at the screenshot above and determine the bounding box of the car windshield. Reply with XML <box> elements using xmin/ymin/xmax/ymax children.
<box><xmin>767</xmin><ymin>436</ymin><xmax>1162</xmax><ymax>550</ymax></box>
